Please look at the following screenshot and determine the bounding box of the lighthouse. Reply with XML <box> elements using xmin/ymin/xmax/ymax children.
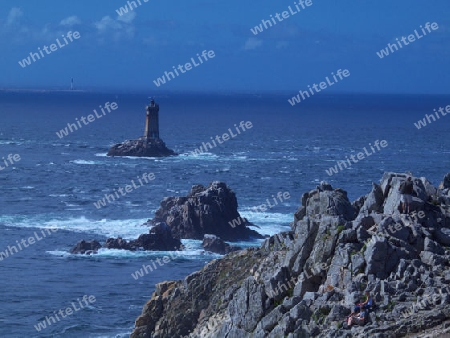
<box><xmin>107</xmin><ymin>97</ymin><xmax>175</xmax><ymax>157</ymax></box>
<box><xmin>144</xmin><ymin>98</ymin><xmax>159</xmax><ymax>140</ymax></box>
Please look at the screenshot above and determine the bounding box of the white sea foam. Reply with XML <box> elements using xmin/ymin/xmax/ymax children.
<box><xmin>71</xmin><ymin>160</ymin><xmax>97</xmax><ymax>165</ymax></box>
<box><xmin>47</xmin><ymin>246</ymin><xmax>218</xmax><ymax>259</ymax></box>
<box><xmin>0</xmin><ymin>211</ymin><xmax>291</xmax><ymax>252</ymax></box>
<box><xmin>47</xmin><ymin>239</ymin><xmax>221</xmax><ymax>259</ymax></box>
<box><xmin>238</xmin><ymin>210</ymin><xmax>292</xmax><ymax>236</ymax></box>
<box><xmin>0</xmin><ymin>139</ymin><xmax>31</xmax><ymax>145</ymax></box>
<box><xmin>180</xmin><ymin>152</ymin><xmax>219</xmax><ymax>160</ymax></box>
<box><xmin>0</xmin><ymin>215</ymin><xmax>150</xmax><ymax>239</ymax></box>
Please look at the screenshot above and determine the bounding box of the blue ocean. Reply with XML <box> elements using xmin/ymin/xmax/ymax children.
<box><xmin>0</xmin><ymin>91</ymin><xmax>449</xmax><ymax>337</ymax></box>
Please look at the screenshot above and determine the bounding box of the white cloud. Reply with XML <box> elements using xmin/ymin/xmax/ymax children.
<box><xmin>244</xmin><ymin>37</ymin><xmax>263</xmax><ymax>50</ymax></box>
<box><xmin>60</xmin><ymin>16</ymin><xmax>81</xmax><ymax>26</ymax></box>
<box><xmin>94</xmin><ymin>16</ymin><xmax>134</xmax><ymax>40</ymax></box>
<box><xmin>94</xmin><ymin>16</ymin><xmax>122</xmax><ymax>32</ymax></box>
<box><xmin>2</xmin><ymin>8</ymin><xmax>64</xmax><ymax>43</ymax></box>
<box><xmin>5</xmin><ymin>7</ymin><xmax>23</xmax><ymax>27</ymax></box>
<box><xmin>117</xmin><ymin>11</ymin><xmax>136</xmax><ymax>24</ymax></box>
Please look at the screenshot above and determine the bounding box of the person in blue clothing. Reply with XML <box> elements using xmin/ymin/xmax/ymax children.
<box><xmin>347</xmin><ymin>308</ymin><xmax>367</xmax><ymax>327</ymax></box>
<box><xmin>351</xmin><ymin>291</ymin><xmax>373</xmax><ymax>315</ymax></box>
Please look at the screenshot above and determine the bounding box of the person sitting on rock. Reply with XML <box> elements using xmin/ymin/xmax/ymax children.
<box><xmin>346</xmin><ymin>308</ymin><xmax>367</xmax><ymax>327</ymax></box>
<box><xmin>399</xmin><ymin>177</ymin><xmax>414</xmax><ymax>214</ymax></box>
<box><xmin>351</xmin><ymin>291</ymin><xmax>373</xmax><ymax>315</ymax></box>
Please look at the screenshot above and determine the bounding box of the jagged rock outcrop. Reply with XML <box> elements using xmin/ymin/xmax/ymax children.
<box><xmin>103</xmin><ymin>237</ymin><xmax>132</xmax><ymax>250</ymax></box>
<box><xmin>294</xmin><ymin>181</ymin><xmax>357</xmax><ymax>224</ymax></box>
<box><xmin>130</xmin><ymin>173</ymin><xmax>450</xmax><ymax>338</ymax></box>
<box><xmin>104</xmin><ymin>223</ymin><xmax>182</xmax><ymax>251</ymax></box>
<box><xmin>202</xmin><ymin>234</ymin><xmax>241</xmax><ymax>255</ymax></box>
<box><xmin>128</xmin><ymin>222</ymin><xmax>182</xmax><ymax>251</ymax></box>
<box><xmin>71</xmin><ymin>222</ymin><xmax>182</xmax><ymax>254</ymax></box>
<box><xmin>439</xmin><ymin>172</ymin><xmax>450</xmax><ymax>190</ymax></box>
<box><xmin>70</xmin><ymin>240</ymin><xmax>102</xmax><ymax>255</ymax></box>
<box><xmin>151</xmin><ymin>181</ymin><xmax>265</xmax><ymax>242</ymax></box>
<box><xmin>107</xmin><ymin>138</ymin><xmax>176</xmax><ymax>157</ymax></box>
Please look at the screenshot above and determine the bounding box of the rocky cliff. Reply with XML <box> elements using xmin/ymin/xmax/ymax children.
<box><xmin>130</xmin><ymin>172</ymin><xmax>450</xmax><ymax>338</ymax></box>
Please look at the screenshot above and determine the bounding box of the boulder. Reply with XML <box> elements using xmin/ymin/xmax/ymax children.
<box><xmin>202</xmin><ymin>234</ymin><xmax>241</xmax><ymax>255</ymax></box>
<box><xmin>360</xmin><ymin>183</ymin><xmax>384</xmax><ymax>214</ymax></box>
<box><xmin>297</xmin><ymin>182</ymin><xmax>357</xmax><ymax>222</ymax></box>
<box><xmin>128</xmin><ymin>222</ymin><xmax>182</xmax><ymax>251</ymax></box>
<box><xmin>107</xmin><ymin>138</ymin><xmax>176</xmax><ymax>157</ymax></box>
<box><xmin>151</xmin><ymin>181</ymin><xmax>264</xmax><ymax>242</ymax></box>
<box><xmin>73</xmin><ymin>223</ymin><xmax>182</xmax><ymax>254</ymax></box>
<box><xmin>70</xmin><ymin>240</ymin><xmax>102</xmax><ymax>255</ymax></box>
<box><xmin>439</xmin><ymin>172</ymin><xmax>450</xmax><ymax>189</ymax></box>
<box><xmin>421</xmin><ymin>177</ymin><xmax>440</xmax><ymax>201</ymax></box>
<box><xmin>103</xmin><ymin>237</ymin><xmax>131</xmax><ymax>250</ymax></box>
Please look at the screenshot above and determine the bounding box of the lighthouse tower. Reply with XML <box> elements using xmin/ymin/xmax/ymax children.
<box><xmin>144</xmin><ymin>98</ymin><xmax>160</xmax><ymax>140</ymax></box>
<box><xmin>108</xmin><ymin>97</ymin><xmax>175</xmax><ymax>157</ymax></box>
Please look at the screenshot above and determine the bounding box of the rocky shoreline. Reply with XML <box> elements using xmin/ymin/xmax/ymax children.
<box><xmin>70</xmin><ymin>181</ymin><xmax>263</xmax><ymax>255</ymax></box>
<box><xmin>130</xmin><ymin>172</ymin><xmax>450</xmax><ymax>338</ymax></box>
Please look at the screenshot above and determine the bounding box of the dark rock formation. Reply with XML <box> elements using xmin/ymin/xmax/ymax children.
<box><xmin>70</xmin><ymin>240</ymin><xmax>102</xmax><ymax>255</ymax></box>
<box><xmin>130</xmin><ymin>173</ymin><xmax>450</xmax><ymax>338</ymax></box>
<box><xmin>202</xmin><ymin>234</ymin><xmax>241</xmax><ymax>255</ymax></box>
<box><xmin>128</xmin><ymin>222</ymin><xmax>182</xmax><ymax>251</ymax></box>
<box><xmin>103</xmin><ymin>237</ymin><xmax>132</xmax><ymax>250</ymax></box>
<box><xmin>71</xmin><ymin>223</ymin><xmax>182</xmax><ymax>254</ymax></box>
<box><xmin>107</xmin><ymin>138</ymin><xmax>176</xmax><ymax>157</ymax></box>
<box><xmin>151</xmin><ymin>181</ymin><xmax>265</xmax><ymax>242</ymax></box>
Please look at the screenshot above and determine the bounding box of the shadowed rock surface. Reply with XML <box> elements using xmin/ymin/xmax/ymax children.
<box><xmin>151</xmin><ymin>181</ymin><xmax>265</xmax><ymax>242</ymax></box>
<box><xmin>107</xmin><ymin>138</ymin><xmax>176</xmax><ymax>157</ymax></box>
<box><xmin>70</xmin><ymin>240</ymin><xmax>102</xmax><ymax>255</ymax></box>
<box><xmin>202</xmin><ymin>234</ymin><xmax>241</xmax><ymax>255</ymax></box>
<box><xmin>130</xmin><ymin>172</ymin><xmax>450</xmax><ymax>338</ymax></box>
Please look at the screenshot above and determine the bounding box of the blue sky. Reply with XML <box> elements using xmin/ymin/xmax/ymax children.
<box><xmin>1</xmin><ymin>0</ymin><xmax>450</xmax><ymax>93</ymax></box>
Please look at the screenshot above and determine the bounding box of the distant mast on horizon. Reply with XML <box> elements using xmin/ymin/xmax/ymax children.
<box><xmin>71</xmin><ymin>78</ymin><xmax>74</xmax><ymax>91</ymax></box>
